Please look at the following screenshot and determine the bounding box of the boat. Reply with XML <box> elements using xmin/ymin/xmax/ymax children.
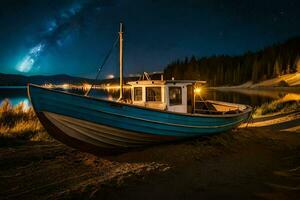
<box><xmin>28</xmin><ymin>23</ymin><xmax>252</xmax><ymax>154</ymax></box>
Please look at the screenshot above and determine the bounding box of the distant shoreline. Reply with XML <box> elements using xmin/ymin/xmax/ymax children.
<box><xmin>0</xmin><ymin>86</ymin><xmax>27</xmax><ymax>89</ymax></box>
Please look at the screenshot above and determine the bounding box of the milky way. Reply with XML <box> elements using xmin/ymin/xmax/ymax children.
<box><xmin>1</xmin><ymin>0</ymin><xmax>298</xmax><ymax>76</ymax></box>
<box><xmin>16</xmin><ymin>0</ymin><xmax>102</xmax><ymax>73</ymax></box>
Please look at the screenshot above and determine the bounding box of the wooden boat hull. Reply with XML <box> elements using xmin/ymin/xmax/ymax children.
<box><xmin>28</xmin><ymin>84</ymin><xmax>252</xmax><ymax>153</ymax></box>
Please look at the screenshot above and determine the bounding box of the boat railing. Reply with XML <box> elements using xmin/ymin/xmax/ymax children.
<box><xmin>194</xmin><ymin>108</ymin><xmax>241</xmax><ymax>115</ymax></box>
<box><xmin>194</xmin><ymin>108</ymin><xmax>220</xmax><ymax>114</ymax></box>
<box><xmin>194</xmin><ymin>100</ymin><xmax>241</xmax><ymax>115</ymax></box>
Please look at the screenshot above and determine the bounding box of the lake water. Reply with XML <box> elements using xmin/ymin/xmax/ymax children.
<box><xmin>0</xmin><ymin>87</ymin><xmax>30</xmax><ymax>107</ymax></box>
<box><xmin>0</xmin><ymin>87</ymin><xmax>300</xmax><ymax>108</ymax></box>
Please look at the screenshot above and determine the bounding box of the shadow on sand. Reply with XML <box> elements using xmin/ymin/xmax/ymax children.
<box><xmin>0</xmin><ymin>112</ymin><xmax>300</xmax><ymax>199</ymax></box>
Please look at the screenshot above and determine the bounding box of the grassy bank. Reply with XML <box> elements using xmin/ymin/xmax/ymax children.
<box><xmin>253</xmin><ymin>94</ymin><xmax>300</xmax><ymax>118</ymax></box>
<box><xmin>0</xmin><ymin>99</ymin><xmax>51</xmax><ymax>146</ymax></box>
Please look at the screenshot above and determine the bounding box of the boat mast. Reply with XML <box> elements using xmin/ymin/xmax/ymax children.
<box><xmin>118</xmin><ymin>23</ymin><xmax>124</xmax><ymax>100</ymax></box>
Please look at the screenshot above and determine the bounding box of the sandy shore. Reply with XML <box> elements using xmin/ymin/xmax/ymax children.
<box><xmin>1</xmin><ymin>112</ymin><xmax>300</xmax><ymax>199</ymax></box>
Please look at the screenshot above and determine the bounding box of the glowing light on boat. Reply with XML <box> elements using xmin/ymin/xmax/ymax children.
<box><xmin>194</xmin><ymin>87</ymin><xmax>202</xmax><ymax>95</ymax></box>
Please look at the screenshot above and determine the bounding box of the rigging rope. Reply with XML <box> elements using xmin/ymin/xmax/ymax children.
<box><xmin>85</xmin><ymin>35</ymin><xmax>120</xmax><ymax>96</ymax></box>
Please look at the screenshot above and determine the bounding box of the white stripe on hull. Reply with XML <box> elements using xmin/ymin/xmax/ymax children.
<box><xmin>43</xmin><ymin>112</ymin><xmax>174</xmax><ymax>148</ymax></box>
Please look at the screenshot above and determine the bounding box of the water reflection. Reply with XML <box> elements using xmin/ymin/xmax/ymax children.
<box><xmin>0</xmin><ymin>87</ymin><xmax>299</xmax><ymax>107</ymax></box>
<box><xmin>206</xmin><ymin>89</ymin><xmax>274</xmax><ymax>107</ymax></box>
<box><xmin>0</xmin><ymin>88</ymin><xmax>29</xmax><ymax>107</ymax></box>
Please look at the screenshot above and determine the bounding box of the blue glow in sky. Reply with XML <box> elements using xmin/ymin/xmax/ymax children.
<box><xmin>1</xmin><ymin>0</ymin><xmax>300</xmax><ymax>78</ymax></box>
<box><xmin>17</xmin><ymin>43</ymin><xmax>45</xmax><ymax>72</ymax></box>
<box><xmin>16</xmin><ymin>1</ymin><xmax>86</xmax><ymax>73</ymax></box>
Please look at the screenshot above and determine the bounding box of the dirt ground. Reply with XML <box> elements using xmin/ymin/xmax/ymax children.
<box><xmin>1</xmin><ymin>112</ymin><xmax>300</xmax><ymax>200</ymax></box>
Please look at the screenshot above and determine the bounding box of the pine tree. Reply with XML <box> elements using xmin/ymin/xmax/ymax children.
<box><xmin>286</xmin><ymin>55</ymin><xmax>291</xmax><ymax>74</ymax></box>
<box><xmin>163</xmin><ymin>37</ymin><xmax>300</xmax><ymax>86</ymax></box>
<box><xmin>267</xmin><ymin>63</ymin><xmax>272</xmax><ymax>78</ymax></box>
<box><xmin>252</xmin><ymin>59</ymin><xmax>259</xmax><ymax>83</ymax></box>
<box><xmin>286</xmin><ymin>64</ymin><xmax>291</xmax><ymax>74</ymax></box>
<box><xmin>273</xmin><ymin>58</ymin><xmax>281</xmax><ymax>77</ymax></box>
<box><xmin>296</xmin><ymin>56</ymin><xmax>300</xmax><ymax>73</ymax></box>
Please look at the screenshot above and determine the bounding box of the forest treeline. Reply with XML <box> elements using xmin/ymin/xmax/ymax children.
<box><xmin>164</xmin><ymin>37</ymin><xmax>300</xmax><ymax>86</ymax></box>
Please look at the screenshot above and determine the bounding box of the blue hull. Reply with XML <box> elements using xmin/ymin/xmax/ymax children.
<box><xmin>28</xmin><ymin>84</ymin><xmax>252</xmax><ymax>152</ymax></box>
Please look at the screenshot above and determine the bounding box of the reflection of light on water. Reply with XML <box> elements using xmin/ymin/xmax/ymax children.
<box><xmin>62</xmin><ymin>84</ymin><xmax>70</xmax><ymax>89</ymax></box>
<box><xmin>21</xmin><ymin>99</ymin><xmax>30</xmax><ymax>111</ymax></box>
<box><xmin>4</xmin><ymin>98</ymin><xmax>31</xmax><ymax>110</ymax></box>
<box><xmin>107</xmin><ymin>95</ymin><xmax>113</xmax><ymax>101</ymax></box>
<box><xmin>82</xmin><ymin>83</ymin><xmax>92</xmax><ymax>92</ymax></box>
<box><xmin>9</xmin><ymin>98</ymin><xmax>26</xmax><ymax>106</ymax></box>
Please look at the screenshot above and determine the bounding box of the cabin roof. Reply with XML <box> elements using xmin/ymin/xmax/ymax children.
<box><xmin>127</xmin><ymin>80</ymin><xmax>206</xmax><ymax>86</ymax></box>
<box><xmin>166</xmin><ymin>80</ymin><xmax>206</xmax><ymax>84</ymax></box>
<box><xmin>127</xmin><ymin>80</ymin><xmax>165</xmax><ymax>86</ymax></box>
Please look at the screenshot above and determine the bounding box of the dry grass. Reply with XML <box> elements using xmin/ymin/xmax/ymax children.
<box><xmin>0</xmin><ymin>99</ymin><xmax>51</xmax><ymax>145</ymax></box>
<box><xmin>254</xmin><ymin>99</ymin><xmax>300</xmax><ymax>117</ymax></box>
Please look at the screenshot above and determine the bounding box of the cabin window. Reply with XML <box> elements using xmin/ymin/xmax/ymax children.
<box><xmin>169</xmin><ymin>87</ymin><xmax>182</xmax><ymax>105</ymax></box>
<box><xmin>146</xmin><ymin>87</ymin><xmax>161</xmax><ymax>102</ymax></box>
<box><xmin>134</xmin><ymin>87</ymin><xmax>143</xmax><ymax>101</ymax></box>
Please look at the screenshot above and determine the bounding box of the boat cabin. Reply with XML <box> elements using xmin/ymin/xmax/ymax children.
<box><xmin>127</xmin><ymin>79</ymin><xmax>203</xmax><ymax>113</ymax></box>
<box><xmin>127</xmin><ymin>77</ymin><xmax>246</xmax><ymax>115</ymax></box>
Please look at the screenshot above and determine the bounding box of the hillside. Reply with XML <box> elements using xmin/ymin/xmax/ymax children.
<box><xmin>0</xmin><ymin>73</ymin><xmax>153</xmax><ymax>86</ymax></box>
<box><xmin>253</xmin><ymin>72</ymin><xmax>300</xmax><ymax>87</ymax></box>
<box><xmin>212</xmin><ymin>72</ymin><xmax>300</xmax><ymax>90</ymax></box>
<box><xmin>0</xmin><ymin>73</ymin><xmax>96</xmax><ymax>86</ymax></box>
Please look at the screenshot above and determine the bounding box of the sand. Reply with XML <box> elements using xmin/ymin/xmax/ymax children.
<box><xmin>1</xmin><ymin>112</ymin><xmax>300</xmax><ymax>199</ymax></box>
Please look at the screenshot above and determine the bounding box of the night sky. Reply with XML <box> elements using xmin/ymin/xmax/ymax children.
<box><xmin>1</xmin><ymin>0</ymin><xmax>300</xmax><ymax>79</ymax></box>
